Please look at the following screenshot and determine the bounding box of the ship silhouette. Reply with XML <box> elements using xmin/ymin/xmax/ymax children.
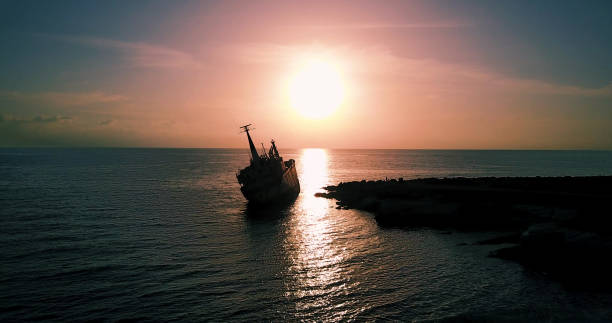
<box><xmin>236</xmin><ymin>124</ymin><xmax>300</xmax><ymax>205</ymax></box>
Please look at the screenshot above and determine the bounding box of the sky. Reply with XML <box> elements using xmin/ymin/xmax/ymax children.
<box><xmin>1</xmin><ymin>0</ymin><xmax>611</xmax><ymax>149</ymax></box>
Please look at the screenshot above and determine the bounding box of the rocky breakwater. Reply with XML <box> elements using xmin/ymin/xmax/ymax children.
<box><xmin>316</xmin><ymin>176</ymin><xmax>612</xmax><ymax>289</ymax></box>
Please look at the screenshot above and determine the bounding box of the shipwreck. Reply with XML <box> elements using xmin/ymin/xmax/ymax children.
<box><xmin>236</xmin><ymin>124</ymin><xmax>300</xmax><ymax>205</ymax></box>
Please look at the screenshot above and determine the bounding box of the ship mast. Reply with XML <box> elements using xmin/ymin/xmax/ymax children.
<box><xmin>240</xmin><ymin>124</ymin><xmax>260</xmax><ymax>163</ymax></box>
<box><xmin>270</xmin><ymin>139</ymin><xmax>280</xmax><ymax>158</ymax></box>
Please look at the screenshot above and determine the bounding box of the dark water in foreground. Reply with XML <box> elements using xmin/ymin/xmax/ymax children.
<box><xmin>2</xmin><ymin>149</ymin><xmax>612</xmax><ymax>321</ymax></box>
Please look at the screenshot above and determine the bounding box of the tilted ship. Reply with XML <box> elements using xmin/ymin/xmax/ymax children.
<box><xmin>236</xmin><ymin>124</ymin><xmax>300</xmax><ymax>205</ymax></box>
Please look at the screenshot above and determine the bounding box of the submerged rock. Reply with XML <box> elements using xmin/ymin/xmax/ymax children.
<box><xmin>474</xmin><ymin>233</ymin><xmax>521</xmax><ymax>245</ymax></box>
<box><xmin>491</xmin><ymin>222</ymin><xmax>612</xmax><ymax>289</ymax></box>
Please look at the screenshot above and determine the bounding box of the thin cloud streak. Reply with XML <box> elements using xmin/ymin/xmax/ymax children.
<box><xmin>0</xmin><ymin>114</ymin><xmax>73</xmax><ymax>124</ymax></box>
<box><xmin>0</xmin><ymin>90</ymin><xmax>127</xmax><ymax>107</ymax></box>
<box><xmin>98</xmin><ymin>119</ymin><xmax>115</xmax><ymax>126</ymax></box>
<box><xmin>232</xmin><ymin>43</ymin><xmax>612</xmax><ymax>97</ymax></box>
<box><xmin>37</xmin><ymin>33</ymin><xmax>204</xmax><ymax>70</ymax></box>
<box><xmin>287</xmin><ymin>22</ymin><xmax>473</xmax><ymax>30</ymax></box>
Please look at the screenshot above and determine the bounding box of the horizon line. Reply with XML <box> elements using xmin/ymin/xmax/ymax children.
<box><xmin>1</xmin><ymin>146</ymin><xmax>611</xmax><ymax>151</ymax></box>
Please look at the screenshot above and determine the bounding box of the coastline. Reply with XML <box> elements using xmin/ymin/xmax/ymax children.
<box><xmin>316</xmin><ymin>176</ymin><xmax>612</xmax><ymax>289</ymax></box>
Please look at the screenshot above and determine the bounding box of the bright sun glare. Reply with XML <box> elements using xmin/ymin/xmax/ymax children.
<box><xmin>289</xmin><ymin>58</ymin><xmax>344</xmax><ymax>119</ymax></box>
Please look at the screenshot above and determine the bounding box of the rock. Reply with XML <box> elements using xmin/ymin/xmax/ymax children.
<box><xmin>489</xmin><ymin>222</ymin><xmax>612</xmax><ymax>289</ymax></box>
<box><xmin>474</xmin><ymin>233</ymin><xmax>521</xmax><ymax>245</ymax></box>
<box><xmin>314</xmin><ymin>175</ymin><xmax>612</xmax><ymax>289</ymax></box>
<box><xmin>355</xmin><ymin>196</ymin><xmax>380</xmax><ymax>212</ymax></box>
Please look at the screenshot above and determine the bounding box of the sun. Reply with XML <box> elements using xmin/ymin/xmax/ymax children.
<box><xmin>288</xmin><ymin>58</ymin><xmax>344</xmax><ymax>119</ymax></box>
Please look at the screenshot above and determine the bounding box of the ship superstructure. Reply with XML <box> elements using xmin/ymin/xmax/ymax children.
<box><xmin>236</xmin><ymin>124</ymin><xmax>300</xmax><ymax>204</ymax></box>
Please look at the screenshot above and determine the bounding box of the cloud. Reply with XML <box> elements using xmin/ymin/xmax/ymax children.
<box><xmin>0</xmin><ymin>113</ymin><xmax>141</xmax><ymax>147</ymax></box>
<box><xmin>0</xmin><ymin>114</ymin><xmax>73</xmax><ymax>124</ymax></box>
<box><xmin>355</xmin><ymin>48</ymin><xmax>612</xmax><ymax>97</ymax></box>
<box><xmin>482</xmin><ymin>77</ymin><xmax>612</xmax><ymax>97</ymax></box>
<box><xmin>0</xmin><ymin>90</ymin><xmax>126</xmax><ymax>107</ymax></box>
<box><xmin>39</xmin><ymin>33</ymin><xmax>204</xmax><ymax>70</ymax></box>
<box><xmin>286</xmin><ymin>22</ymin><xmax>472</xmax><ymax>30</ymax></box>
<box><xmin>230</xmin><ymin>43</ymin><xmax>612</xmax><ymax>97</ymax></box>
<box><xmin>98</xmin><ymin>119</ymin><xmax>115</xmax><ymax>126</ymax></box>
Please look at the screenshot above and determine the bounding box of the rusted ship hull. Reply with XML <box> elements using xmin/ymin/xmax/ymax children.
<box><xmin>240</xmin><ymin>160</ymin><xmax>300</xmax><ymax>205</ymax></box>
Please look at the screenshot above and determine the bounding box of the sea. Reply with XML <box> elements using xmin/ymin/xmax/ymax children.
<box><xmin>2</xmin><ymin>148</ymin><xmax>612</xmax><ymax>322</ymax></box>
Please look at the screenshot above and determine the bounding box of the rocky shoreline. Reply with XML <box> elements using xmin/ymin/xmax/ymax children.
<box><xmin>315</xmin><ymin>176</ymin><xmax>612</xmax><ymax>289</ymax></box>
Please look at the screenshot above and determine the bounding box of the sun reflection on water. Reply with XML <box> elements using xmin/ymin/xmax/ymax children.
<box><xmin>283</xmin><ymin>149</ymin><xmax>357</xmax><ymax>318</ymax></box>
<box><xmin>299</xmin><ymin>148</ymin><xmax>330</xmax><ymax>208</ymax></box>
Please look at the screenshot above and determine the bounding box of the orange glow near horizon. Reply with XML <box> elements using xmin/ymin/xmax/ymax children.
<box><xmin>4</xmin><ymin>2</ymin><xmax>612</xmax><ymax>149</ymax></box>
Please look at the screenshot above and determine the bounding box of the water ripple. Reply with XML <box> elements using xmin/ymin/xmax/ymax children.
<box><xmin>3</xmin><ymin>148</ymin><xmax>612</xmax><ymax>321</ymax></box>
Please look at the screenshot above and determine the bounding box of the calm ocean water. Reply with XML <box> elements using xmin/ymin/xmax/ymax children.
<box><xmin>2</xmin><ymin>148</ymin><xmax>612</xmax><ymax>321</ymax></box>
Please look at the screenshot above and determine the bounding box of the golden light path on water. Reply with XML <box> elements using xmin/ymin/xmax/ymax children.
<box><xmin>283</xmin><ymin>149</ymin><xmax>363</xmax><ymax>319</ymax></box>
